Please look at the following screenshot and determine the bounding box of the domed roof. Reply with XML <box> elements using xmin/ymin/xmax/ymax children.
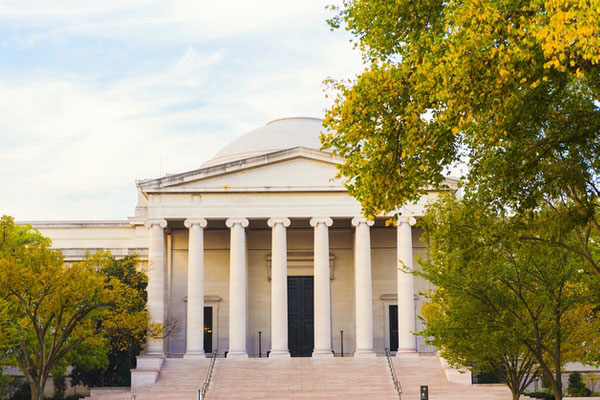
<box><xmin>203</xmin><ymin>117</ymin><xmax>327</xmax><ymax>167</ymax></box>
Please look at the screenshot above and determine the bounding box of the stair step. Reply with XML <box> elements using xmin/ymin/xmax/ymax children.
<box><xmin>87</xmin><ymin>355</ymin><xmax>528</xmax><ymax>400</ymax></box>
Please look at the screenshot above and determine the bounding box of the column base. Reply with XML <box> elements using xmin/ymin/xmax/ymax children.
<box><xmin>312</xmin><ymin>349</ymin><xmax>334</xmax><ymax>358</ymax></box>
<box><xmin>353</xmin><ymin>349</ymin><xmax>377</xmax><ymax>357</ymax></box>
<box><xmin>144</xmin><ymin>350</ymin><xmax>165</xmax><ymax>357</ymax></box>
<box><xmin>183</xmin><ymin>351</ymin><xmax>206</xmax><ymax>359</ymax></box>
<box><xmin>269</xmin><ymin>350</ymin><xmax>291</xmax><ymax>358</ymax></box>
<box><xmin>396</xmin><ymin>349</ymin><xmax>419</xmax><ymax>358</ymax></box>
<box><xmin>227</xmin><ymin>351</ymin><xmax>248</xmax><ymax>359</ymax></box>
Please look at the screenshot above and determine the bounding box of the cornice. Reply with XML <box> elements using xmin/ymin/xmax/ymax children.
<box><xmin>137</xmin><ymin>147</ymin><xmax>344</xmax><ymax>191</ymax></box>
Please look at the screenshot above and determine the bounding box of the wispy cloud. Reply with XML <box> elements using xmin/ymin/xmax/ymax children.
<box><xmin>0</xmin><ymin>1</ymin><xmax>364</xmax><ymax>220</ymax></box>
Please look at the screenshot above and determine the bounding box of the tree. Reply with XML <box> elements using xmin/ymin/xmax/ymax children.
<box><xmin>0</xmin><ymin>216</ymin><xmax>151</xmax><ymax>400</ymax></box>
<box><xmin>323</xmin><ymin>0</ymin><xmax>600</xmax><ymax>276</ymax></box>
<box><xmin>418</xmin><ymin>196</ymin><xmax>600</xmax><ymax>400</ymax></box>
<box><xmin>421</xmin><ymin>299</ymin><xmax>540</xmax><ymax>400</ymax></box>
<box><xmin>70</xmin><ymin>255</ymin><xmax>148</xmax><ymax>388</ymax></box>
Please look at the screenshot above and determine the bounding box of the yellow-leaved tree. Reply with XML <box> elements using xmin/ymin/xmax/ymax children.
<box><xmin>324</xmin><ymin>0</ymin><xmax>600</xmax><ymax>277</ymax></box>
<box><xmin>0</xmin><ymin>216</ymin><xmax>152</xmax><ymax>400</ymax></box>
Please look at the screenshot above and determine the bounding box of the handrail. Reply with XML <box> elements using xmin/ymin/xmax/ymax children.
<box><xmin>198</xmin><ymin>349</ymin><xmax>218</xmax><ymax>400</ymax></box>
<box><xmin>385</xmin><ymin>348</ymin><xmax>403</xmax><ymax>399</ymax></box>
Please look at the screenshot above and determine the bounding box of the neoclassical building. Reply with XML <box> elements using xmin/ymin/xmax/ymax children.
<box><xmin>31</xmin><ymin>117</ymin><xmax>456</xmax><ymax>374</ymax></box>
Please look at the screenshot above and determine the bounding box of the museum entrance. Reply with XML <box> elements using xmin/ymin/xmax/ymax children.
<box><xmin>389</xmin><ymin>305</ymin><xmax>398</xmax><ymax>352</ymax></box>
<box><xmin>287</xmin><ymin>276</ymin><xmax>314</xmax><ymax>357</ymax></box>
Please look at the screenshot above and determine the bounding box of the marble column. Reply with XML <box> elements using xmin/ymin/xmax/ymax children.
<box><xmin>268</xmin><ymin>217</ymin><xmax>291</xmax><ymax>357</ymax></box>
<box><xmin>184</xmin><ymin>218</ymin><xmax>208</xmax><ymax>359</ymax></box>
<box><xmin>226</xmin><ymin>218</ymin><xmax>249</xmax><ymax>358</ymax></box>
<box><xmin>144</xmin><ymin>218</ymin><xmax>168</xmax><ymax>356</ymax></box>
<box><xmin>310</xmin><ymin>217</ymin><xmax>334</xmax><ymax>357</ymax></box>
<box><xmin>397</xmin><ymin>216</ymin><xmax>417</xmax><ymax>355</ymax></box>
<box><xmin>352</xmin><ymin>217</ymin><xmax>376</xmax><ymax>357</ymax></box>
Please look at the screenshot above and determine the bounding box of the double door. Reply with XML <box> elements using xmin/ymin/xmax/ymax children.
<box><xmin>287</xmin><ymin>276</ymin><xmax>314</xmax><ymax>357</ymax></box>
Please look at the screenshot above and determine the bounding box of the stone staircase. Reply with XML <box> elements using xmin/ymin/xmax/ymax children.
<box><xmin>86</xmin><ymin>358</ymin><xmax>211</xmax><ymax>400</ymax></box>
<box><xmin>392</xmin><ymin>355</ymin><xmax>534</xmax><ymax>400</ymax></box>
<box><xmin>87</xmin><ymin>355</ymin><xmax>535</xmax><ymax>400</ymax></box>
<box><xmin>208</xmin><ymin>357</ymin><xmax>398</xmax><ymax>399</ymax></box>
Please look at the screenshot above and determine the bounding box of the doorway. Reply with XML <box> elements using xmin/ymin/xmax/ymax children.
<box><xmin>204</xmin><ymin>306</ymin><xmax>213</xmax><ymax>353</ymax></box>
<box><xmin>389</xmin><ymin>305</ymin><xmax>398</xmax><ymax>352</ymax></box>
<box><xmin>287</xmin><ymin>276</ymin><xmax>314</xmax><ymax>357</ymax></box>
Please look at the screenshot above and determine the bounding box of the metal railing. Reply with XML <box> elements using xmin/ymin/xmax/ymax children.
<box><xmin>385</xmin><ymin>348</ymin><xmax>403</xmax><ymax>399</ymax></box>
<box><xmin>198</xmin><ymin>349</ymin><xmax>218</xmax><ymax>400</ymax></box>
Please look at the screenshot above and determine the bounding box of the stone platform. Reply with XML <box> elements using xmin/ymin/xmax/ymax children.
<box><xmin>86</xmin><ymin>355</ymin><xmax>533</xmax><ymax>400</ymax></box>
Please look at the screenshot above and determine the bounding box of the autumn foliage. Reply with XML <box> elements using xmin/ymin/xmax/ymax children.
<box><xmin>0</xmin><ymin>216</ymin><xmax>150</xmax><ymax>400</ymax></box>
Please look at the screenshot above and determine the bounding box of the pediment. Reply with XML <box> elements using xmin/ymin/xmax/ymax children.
<box><xmin>138</xmin><ymin>147</ymin><xmax>346</xmax><ymax>193</ymax></box>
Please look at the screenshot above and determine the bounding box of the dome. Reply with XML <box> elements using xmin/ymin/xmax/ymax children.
<box><xmin>203</xmin><ymin>117</ymin><xmax>327</xmax><ymax>167</ymax></box>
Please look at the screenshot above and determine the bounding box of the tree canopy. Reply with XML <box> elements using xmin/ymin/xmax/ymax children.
<box><xmin>323</xmin><ymin>0</ymin><xmax>600</xmax><ymax>275</ymax></box>
<box><xmin>418</xmin><ymin>196</ymin><xmax>600</xmax><ymax>400</ymax></box>
<box><xmin>0</xmin><ymin>216</ymin><xmax>150</xmax><ymax>400</ymax></box>
<box><xmin>70</xmin><ymin>255</ymin><xmax>149</xmax><ymax>388</ymax></box>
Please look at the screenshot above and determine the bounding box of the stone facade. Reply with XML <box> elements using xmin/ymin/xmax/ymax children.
<box><xmin>25</xmin><ymin>117</ymin><xmax>455</xmax><ymax>387</ymax></box>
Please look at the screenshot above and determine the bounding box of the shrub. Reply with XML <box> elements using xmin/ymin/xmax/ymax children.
<box><xmin>524</xmin><ymin>391</ymin><xmax>554</xmax><ymax>399</ymax></box>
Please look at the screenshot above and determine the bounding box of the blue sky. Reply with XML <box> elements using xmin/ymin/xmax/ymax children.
<box><xmin>0</xmin><ymin>1</ymin><xmax>363</xmax><ymax>220</ymax></box>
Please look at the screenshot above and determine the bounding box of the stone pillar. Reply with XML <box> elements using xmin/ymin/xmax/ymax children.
<box><xmin>352</xmin><ymin>217</ymin><xmax>376</xmax><ymax>357</ymax></box>
<box><xmin>184</xmin><ymin>218</ymin><xmax>208</xmax><ymax>359</ymax></box>
<box><xmin>310</xmin><ymin>217</ymin><xmax>334</xmax><ymax>357</ymax></box>
<box><xmin>397</xmin><ymin>216</ymin><xmax>417</xmax><ymax>355</ymax></box>
<box><xmin>268</xmin><ymin>217</ymin><xmax>291</xmax><ymax>358</ymax></box>
<box><xmin>144</xmin><ymin>218</ymin><xmax>168</xmax><ymax>356</ymax></box>
<box><xmin>226</xmin><ymin>218</ymin><xmax>249</xmax><ymax>358</ymax></box>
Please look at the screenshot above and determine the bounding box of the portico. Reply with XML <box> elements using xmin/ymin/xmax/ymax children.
<box><xmin>144</xmin><ymin>214</ymin><xmax>419</xmax><ymax>359</ymax></box>
<box><xmin>127</xmin><ymin>118</ymin><xmax>450</xmax><ymax>364</ymax></box>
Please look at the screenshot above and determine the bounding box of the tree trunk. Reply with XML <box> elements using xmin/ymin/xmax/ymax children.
<box><xmin>554</xmin><ymin>314</ymin><xmax>563</xmax><ymax>400</ymax></box>
<box><xmin>30</xmin><ymin>380</ymin><xmax>43</xmax><ymax>400</ymax></box>
<box><xmin>506</xmin><ymin>369</ymin><xmax>521</xmax><ymax>400</ymax></box>
<box><xmin>553</xmin><ymin>363</ymin><xmax>562</xmax><ymax>400</ymax></box>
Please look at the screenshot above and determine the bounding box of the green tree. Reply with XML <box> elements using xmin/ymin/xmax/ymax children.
<box><xmin>567</xmin><ymin>372</ymin><xmax>591</xmax><ymax>397</ymax></box>
<box><xmin>323</xmin><ymin>0</ymin><xmax>600</xmax><ymax>276</ymax></box>
<box><xmin>418</xmin><ymin>196</ymin><xmax>600</xmax><ymax>400</ymax></box>
<box><xmin>70</xmin><ymin>255</ymin><xmax>148</xmax><ymax>388</ymax></box>
<box><xmin>421</xmin><ymin>299</ymin><xmax>539</xmax><ymax>400</ymax></box>
<box><xmin>0</xmin><ymin>216</ymin><xmax>151</xmax><ymax>400</ymax></box>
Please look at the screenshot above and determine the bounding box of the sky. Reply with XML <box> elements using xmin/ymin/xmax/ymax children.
<box><xmin>0</xmin><ymin>1</ymin><xmax>364</xmax><ymax>221</ymax></box>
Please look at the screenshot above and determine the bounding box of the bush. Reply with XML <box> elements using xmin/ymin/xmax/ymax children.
<box><xmin>52</xmin><ymin>375</ymin><xmax>66</xmax><ymax>399</ymax></box>
<box><xmin>473</xmin><ymin>371</ymin><xmax>504</xmax><ymax>384</ymax></box>
<box><xmin>9</xmin><ymin>382</ymin><xmax>31</xmax><ymax>400</ymax></box>
<box><xmin>569</xmin><ymin>372</ymin><xmax>591</xmax><ymax>397</ymax></box>
<box><xmin>524</xmin><ymin>391</ymin><xmax>554</xmax><ymax>399</ymax></box>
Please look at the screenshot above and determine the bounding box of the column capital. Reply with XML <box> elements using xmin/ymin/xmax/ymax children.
<box><xmin>397</xmin><ymin>216</ymin><xmax>417</xmax><ymax>226</ymax></box>
<box><xmin>144</xmin><ymin>218</ymin><xmax>167</xmax><ymax>229</ymax></box>
<box><xmin>310</xmin><ymin>217</ymin><xmax>333</xmax><ymax>227</ymax></box>
<box><xmin>184</xmin><ymin>218</ymin><xmax>208</xmax><ymax>228</ymax></box>
<box><xmin>267</xmin><ymin>217</ymin><xmax>291</xmax><ymax>228</ymax></box>
<box><xmin>351</xmin><ymin>217</ymin><xmax>375</xmax><ymax>227</ymax></box>
<box><xmin>226</xmin><ymin>217</ymin><xmax>249</xmax><ymax>228</ymax></box>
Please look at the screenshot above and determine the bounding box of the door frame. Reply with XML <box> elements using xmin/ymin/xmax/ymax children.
<box><xmin>381</xmin><ymin>295</ymin><xmax>398</xmax><ymax>353</ymax></box>
<box><xmin>183</xmin><ymin>295</ymin><xmax>221</xmax><ymax>355</ymax></box>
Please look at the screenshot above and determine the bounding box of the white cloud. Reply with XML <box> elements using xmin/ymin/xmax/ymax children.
<box><xmin>0</xmin><ymin>1</ymin><xmax>364</xmax><ymax>220</ymax></box>
<box><xmin>0</xmin><ymin>1</ymin><xmax>332</xmax><ymax>46</ymax></box>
